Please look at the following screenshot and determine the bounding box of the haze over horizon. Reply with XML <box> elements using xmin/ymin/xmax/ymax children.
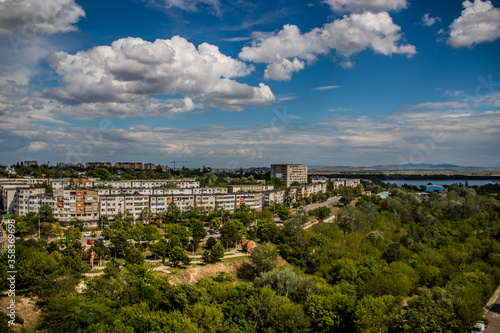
<box><xmin>0</xmin><ymin>0</ymin><xmax>499</xmax><ymax>168</ymax></box>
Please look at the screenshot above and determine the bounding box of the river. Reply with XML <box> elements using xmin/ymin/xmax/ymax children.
<box><xmin>385</xmin><ymin>180</ymin><xmax>498</xmax><ymax>187</ymax></box>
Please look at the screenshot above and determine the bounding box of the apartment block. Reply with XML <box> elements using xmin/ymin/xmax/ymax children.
<box><xmin>115</xmin><ymin>162</ymin><xmax>144</xmax><ymax>170</ymax></box>
<box><xmin>95</xmin><ymin>186</ymin><xmax>225</xmax><ymax>197</ymax></box>
<box><xmin>229</xmin><ymin>185</ymin><xmax>274</xmax><ymax>193</ymax></box>
<box><xmin>262</xmin><ymin>189</ymin><xmax>286</xmax><ymax>207</ymax></box>
<box><xmin>149</xmin><ymin>195</ymin><xmax>173</xmax><ymax>214</ymax></box>
<box><xmin>98</xmin><ymin>179</ymin><xmax>200</xmax><ymax>189</ymax></box>
<box><xmin>51</xmin><ymin>178</ymin><xmax>94</xmax><ymax>189</ymax></box>
<box><xmin>291</xmin><ymin>183</ymin><xmax>327</xmax><ymax>201</ymax></box>
<box><xmin>271</xmin><ymin>164</ymin><xmax>308</xmax><ymax>188</ymax></box>
<box><xmin>86</xmin><ymin>162</ymin><xmax>112</xmax><ymax>168</ymax></box>
<box><xmin>194</xmin><ymin>194</ymin><xmax>219</xmax><ymax>210</ymax></box>
<box><xmin>1</xmin><ymin>184</ymin><xmax>24</xmax><ymax>213</ymax></box>
<box><xmin>17</xmin><ymin>193</ymin><xmax>57</xmax><ymax>217</ymax></box>
<box><xmin>15</xmin><ymin>188</ymin><xmax>46</xmax><ymax>215</ymax></box>
<box><xmin>52</xmin><ymin>189</ymin><xmax>100</xmax><ymax>225</ymax></box>
<box><xmin>100</xmin><ymin>194</ymin><xmax>149</xmax><ymax>220</ymax></box>
<box><xmin>24</xmin><ymin>161</ymin><xmax>38</xmax><ymax>167</ymax></box>
<box><xmin>331</xmin><ymin>178</ymin><xmax>361</xmax><ymax>189</ymax></box>
<box><xmin>213</xmin><ymin>194</ymin><xmax>237</xmax><ymax>212</ymax></box>
<box><xmin>193</xmin><ymin>187</ymin><xmax>228</xmax><ymax>194</ymax></box>
<box><xmin>0</xmin><ymin>177</ymin><xmax>48</xmax><ymax>186</ymax></box>
<box><xmin>236</xmin><ymin>193</ymin><xmax>262</xmax><ymax>211</ymax></box>
<box><xmin>144</xmin><ymin>163</ymin><xmax>156</xmax><ymax>170</ymax></box>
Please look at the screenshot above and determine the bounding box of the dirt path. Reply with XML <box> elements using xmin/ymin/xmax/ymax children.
<box><xmin>0</xmin><ymin>296</ymin><xmax>41</xmax><ymax>332</ymax></box>
<box><xmin>168</xmin><ymin>259</ymin><xmax>247</xmax><ymax>285</ymax></box>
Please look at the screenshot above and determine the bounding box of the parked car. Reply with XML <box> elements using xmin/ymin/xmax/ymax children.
<box><xmin>84</xmin><ymin>232</ymin><xmax>92</xmax><ymax>237</ymax></box>
<box><xmin>472</xmin><ymin>322</ymin><xmax>486</xmax><ymax>333</ymax></box>
<box><xmin>87</xmin><ymin>240</ymin><xmax>94</xmax><ymax>245</ymax></box>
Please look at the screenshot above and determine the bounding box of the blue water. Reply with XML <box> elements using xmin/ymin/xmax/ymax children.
<box><xmin>386</xmin><ymin>180</ymin><xmax>497</xmax><ymax>188</ymax></box>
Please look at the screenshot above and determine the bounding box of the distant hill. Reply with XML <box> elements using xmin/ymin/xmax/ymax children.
<box><xmin>310</xmin><ymin>164</ymin><xmax>500</xmax><ymax>173</ymax></box>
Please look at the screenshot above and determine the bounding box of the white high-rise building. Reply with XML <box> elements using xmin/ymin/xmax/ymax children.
<box><xmin>270</xmin><ymin>164</ymin><xmax>308</xmax><ymax>188</ymax></box>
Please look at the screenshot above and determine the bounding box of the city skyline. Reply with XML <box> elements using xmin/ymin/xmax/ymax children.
<box><xmin>0</xmin><ymin>0</ymin><xmax>499</xmax><ymax>168</ymax></box>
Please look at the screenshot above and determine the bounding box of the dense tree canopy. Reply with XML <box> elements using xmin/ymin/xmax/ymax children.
<box><xmin>1</xmin><ymin>183</ymin><xmax>499</xmax><ymax>332</ymax></box>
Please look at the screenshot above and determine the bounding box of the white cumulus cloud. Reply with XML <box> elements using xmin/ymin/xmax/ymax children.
<box><xmin>447</xmin><ymin>0</ymin><xmax>500</xmax><ymax>48</ymax></box>
<box><xmin>422</xmin><ymin>13</ymin><xmax>442</xmax><ymax>26</ymax></box>
<box><xmin>264</xmin><ymin>58</ymin><xmax>305</xmax><ymax>81</ymax></box>
<box><xmin>46</xmin><ymin>36</ymin><xmax>275</xmax><ymax>112</ymax></box>
<box><xmin>323</xmin><ymin>0</ymin><xmax>407</xmax><ymax>13</ymax></box>
<box><xmin>144</xmin><ymin>0</ymin><xmax>221</xmax><ymax>16</ymax></box>
<box><xmin>25</xmin><ymin>141</ymin><xmax>48</xmax><ymax>152</ymax></box>
<box><xmin>239</xmin><ymin>12</ymin><xmax>416</xmax><ymax>80</ymax></box>
<box><xmin>0</xmin><ymin>0</ymin><xmax>84</xmax><ymax>36</ymax></box>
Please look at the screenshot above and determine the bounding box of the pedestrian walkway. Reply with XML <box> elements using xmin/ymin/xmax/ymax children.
<box><xmin>485</xmin><ymin>285</ymin><xmax>500</xmax><ymax>332</ymax></box>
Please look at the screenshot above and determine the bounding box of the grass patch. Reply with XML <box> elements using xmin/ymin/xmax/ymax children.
<box><xmin>220</xmin><ymin>255</ymin><xmax>249</xmax><ymax>263</ymax></box>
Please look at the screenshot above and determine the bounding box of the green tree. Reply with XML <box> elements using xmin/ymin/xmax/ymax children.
<box><xmin>38</xmin><ymin>204</ymin><xmax>55</xmax><ymax>223</ymax></box>
<box><xmin>64</xmin><ymin>227</ymin><xmax>82</xmax><ymax>245</ymax></box>
<box><xmin>187</xmin><ymin>303</ymin><xmax>224</xmax><ymax>333</ymax></box>
<box><xmin>141</xmin><ymin>225</ymin><xmax>161</xmax><ymax>245</ymax></box>
<box><xmin>232</xmin><ymin>209</ymin><xmax>253</xmax><ymax>226</ymax></box>
<box><xmin>123</xmin><ymin>210</ymin><xmax>135</xmax><ymax>225</ymax></box>
<box><xmin>220</xmin><ymin>220</ymin><xmax>242</xmax><ymax>247</ymax></box>
<box><xmin>250</xmin><ymin>243</ymin><xmax>278</xmax><ymax>275</ymax></box>
<box><xmin>283</xmin><ymin>217</ymin><xmax>303</xmax><ymax>238</ymax></box>
<box><xmin>340</xmin><ymin>187</ymin><xmax>355</xmax><ymax>205</ymax></box>
<box><xmin>205</xmin><ymin>237</ymin><xmax>217</xmax><ymax>250</ymax></box>
<box><xmin>254</xmin><ymin>269</ymin><xmax>315</xmax><ymax>302</ymax></box>
<box><xmin>103</xmin><ymin>258</ymin><xmax>121</xmax><ymax>278</ymax></box>
<box><xmin>86</xmin><ymin>167</ymin><xmax>112</xmax><ymax>180</ymax></box>
<box><xmin>49</xmin><ymin>222</ymin><xmax>63</xmax><ymax>237</ymax></box>
<box><xmin>404</xmin><ymin>287</ymin><xmax>462</xmax><ymax>333</ymax></box>
<box><xmin>284</xmin><ymin>188</ymin><xmax>295</xmax><ymax>207</ymax></box>
<box><xmin>202</xmin><ymin>242</ymin><xmax>225</xmax><ymax>264</ymax></box>
<box><xmin>150</xmin><ymin>239</ymin><xmax>169</xmax><ymax>263</ymax></box>
<box><xmin>165</xmin><ymin>224</ymin><xmax>190</xmax><ymax>248</ymax></box>
<box><xmin>166</xmin><ymin>202</ymin><xmax>182</xmax><ymax>224</ymax></box>
<box><xmin>70</xmin><ymin>217</ymin><xmax>84</xmax><ymax>231</ymax></box>
<box><xmin>247</xmin><ymin>287</ymin><xmax>310</xmax><ymax>332</ymax></box>
<box><xmin>170</xmin><ymin>246</ymin><xmax>186</xmax><ymax>267</ymax></box>
<box><xmin>209</xmin><ymin>217</ymin><xmax>221</xmax><ymax>229</ymax></box>
<box><xmin>125</xmin><ymin>246</ymin><xmax>145</xmax><ymax>265</ymax></box>
<box><xmin>305</xmin><ymin>293</ymin><xmax>356</xmax><ymax>332</ymax></box>
<box><xmin>189</xmin><ymin>218</ymin><xmax>206</xmax><ymax>245</ymax></box>
<box><xmin>140</xmin><ymin>207</ymin><xmax>153</xmax><ymax>224</ymax></box>
<box><xmin>257</xmin><ymin>218</ymin><xmax>280</xmax><ymax>243</ymax></box>
<box><xmin>268</xmin><ymin>177</ymin><xmax>283</xmax><ymax>188</ymax></box>
<box><xmin>109</xmin><ymin>230</ymin><xmax>130</xmax><ymax>257</ymax></box>
<box><xmin>354</xmin><ymin>295</ymin><xmax>403</xmax><ymax>333</ymax></box>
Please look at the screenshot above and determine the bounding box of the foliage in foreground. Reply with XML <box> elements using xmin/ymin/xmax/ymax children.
<box><xmin>1</xmin><ymin>184</ymin><xmax>499</xmax><ymax>332</ymax></box>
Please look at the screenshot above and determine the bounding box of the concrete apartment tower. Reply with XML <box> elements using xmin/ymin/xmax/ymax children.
<box><xmin>270</xmin><ymin>164</ymin><xmax>308</xmax><ymax>188</ymax></box>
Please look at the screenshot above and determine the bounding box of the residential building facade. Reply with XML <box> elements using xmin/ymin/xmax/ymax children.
<box><xmin>229</xmin><ymin>185</ymin><xmax>274</xmax><ymax>193</ymax></box>
<box><xmin>271</xmin><ymin>164</ymin><xmax>308</xmax><ymax>188</ymax></box>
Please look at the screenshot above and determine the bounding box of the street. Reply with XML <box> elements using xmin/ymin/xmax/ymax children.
<box><xmin>299</xmin><ymin>195</ymin><xmax>341</xmax><ymax>212</ymax></box>
<box><xmin>486</xmin><ymin>290</ymin><xmax>500</xmax><ymax>333</ymax></box>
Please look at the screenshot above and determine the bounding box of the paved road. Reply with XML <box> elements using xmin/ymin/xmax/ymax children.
<box><xmin>299</xmin><ymin>196</ymin><xmax>341</xmax><ymax>212</ymax></box>
<box><xmin>485</xmin><ymin>288</ymin><xmax>500</xmax><ymax>333</ymax></box>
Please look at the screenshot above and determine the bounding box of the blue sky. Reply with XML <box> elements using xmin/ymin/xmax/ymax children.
<box><xmin>0</xmin><ymin>0</ymin><xmax>499</xmax><ymax>169</ymax></box>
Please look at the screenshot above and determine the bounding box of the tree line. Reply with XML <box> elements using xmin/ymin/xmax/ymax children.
<box><xmin>1</xmin><ymin>182</ymin><xmax>500</xmax><ymax>332</ymax></box>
